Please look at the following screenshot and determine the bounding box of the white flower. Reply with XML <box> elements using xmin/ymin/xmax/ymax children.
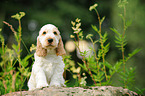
<box><xmin>76</xmin><ymin>23</ymin><xmax>81</xmax><ymax>29</ymax></box>
<box><xmin>72</xmin><ymin>27</ymin><xmax>76</xmax><ymax>31</ymax></box>
<box><xmin>74</xmin><ymin>28</ymin><xmax>82</xmax><ymax>34</ymax></box>
<box><xmin>80</xmin><ymin>77</ymin><xmax>87</xmax><ymax>86</ymax></box>
<box><xmin>70</xmin><ymin>35</ymin><xmax>75</xmax><ymax>38</ymax></box>
<box><xmin>89</xmin><ymin>4</ymin><xmax>98</xmax><ymax>11</ymax></box>
<box><xmin>71</xmin><ymin>21</ymin><xmax>75</xmax><ymax>26</ymax></box>
<box><xmin>76</xmin><ymin>18</ymin><xmax>81</xmax><ymax>23</ymax></box>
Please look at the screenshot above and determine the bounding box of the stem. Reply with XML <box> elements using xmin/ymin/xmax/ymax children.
<box><xmin>94</xmin><ymin>8</ymin><xmax>108</xmax><ymax>81</ymax></box>
<box><xmin>122</xmin><ymin>6</ymin><xmax>126</xmax><ymax>88</ymax></box>
<box><xmin>18</xmin><ymin>19</ymin><xmax>21</xmax><ymax>51</ymax></box>
<box><xmin>89</xmin><ymin>38</ymin><xmax>100</xmax><ymax>81</ymax></box>
<box><xmin>2</xmin><ymin>39</ymin><xmax>6</xmax><ymax>71</ymax></box>
<box><xmin>123</xmin><ymin>6</ymin><xmax>126</xmax><ymax>38</ymax></box>
<box><xmin>77</xmin><ymin>33</ymin><xmax>80</xmax><ymax>47</ymax></box>
<box><xmin>89</xmin><ymin>38</ymin><xmax>98</xmax><ymax>61</ymax></box>
<box><xmin>83</xmin><ymin>57</ymin><xmax>97</xmax><ymax>86</ymax></box>
<box><xmin>18</xmin><ymin>19</ymin><xmax>23</xmax><ymax>82</ymax></box>
<box><xmin>74</xmin><ymin>35</ymin><xmax>97</xmax><ymax>86</ymax></box>
<box><xmin>1</xmin><ymin>36</ymin><xmax>7</xmax><ymax>92</ymax></box>
<box><xmin>94</xmin><ymin>9</ymin><xmax>101</xmax><ymax>33</ymax></box>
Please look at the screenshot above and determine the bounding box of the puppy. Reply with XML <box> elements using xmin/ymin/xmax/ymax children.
<box><xmin>28</xmin><ymin>24</ymin><xmax>66</xmax><ymax>90</ymax></box>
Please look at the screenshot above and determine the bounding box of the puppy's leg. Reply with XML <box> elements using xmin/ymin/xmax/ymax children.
<box><xmin>50</xmin><ymin>62</ymin><xmax>65</xmax><ymax>87</ymax></box>
<box><xmin>33</xmin><ymin>65</ymin><xmax>49</xmax><ymax>89</ymax></box>
<box><xmin>28</xmin><ymin>73</ymin><xmax>36</xmax><ymax>90</ymax></box>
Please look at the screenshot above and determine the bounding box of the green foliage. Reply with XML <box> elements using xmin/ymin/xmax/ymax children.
<box><xmin>135</xmin><ymin>87</ymin><xmax>145</xmax><ymax>95</ymax></box>
<box><xmin>70</xmin><ymin>4</ymin><xmax>110</xmax><ymax>86</ymax></box>
<box><xmin>0</xmin><ymin>12</ymin><xmax>33</xmax><ymax>95</ymax></box>
<box><xmin>63</xmin><ymin>55</ymin><xmax>88</xmax><ymax>87</ymax></box>
<box><xmin>125</xmin><ymin>48</ymin><xmax>141</xmax><ymax>62</ymax></box>
<box><xmin>0</xmin><ymin>0</ymin><xmax>143</xmax><ymax>95</ymax></box>
<box><xmin>111</xmin><ymin>0</ymin><xmax>141</xmax><ymax>90</ymax></box>
<box><xmin>68</xmin><ymin>0</ymin><xmax>141</xmax><ymax>94</ymax></box>
<box><xmin>111</xmin><ymin>28</ymin><xmax>127</xmax><ymax>51</ymax></box>
<box><xmin>119</xmin><ymin>67</ymin><xmax>136</xmax><ymax>89</ymax></box>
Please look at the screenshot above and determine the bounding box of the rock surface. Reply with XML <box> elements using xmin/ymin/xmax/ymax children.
<box><xmin>3</xmin><ymin>86</ymin><xmax>139</xmax><ymax>96</ymax></box>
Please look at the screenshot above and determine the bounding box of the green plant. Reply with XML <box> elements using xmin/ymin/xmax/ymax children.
<box><xmin>69</xmin><ymin>0</ymin><xmax>141</xmax><ymax>92</ymax></box>
<box><xmin>111</xmin><ymin>0</ymin><xmax>141</xmax><ymax>89</ymax></box>
<box><xmin>71</xmin><ymin>18</ymin><xmax>98</xmax><ymax>86</ymax></box>
<box><xmin>63</xmin><ymin>54</ymin><xmax>87</xmax><ymax>87</ymax></box>
<box><xmin>70</xmin><ymin>4</ymin><xmax>121</xmax><ymax>87</ymax></box>
<box><xmin>0</xmin><ymin>12</ymin><xmax>33</xmax><ymax>95</ymax></box>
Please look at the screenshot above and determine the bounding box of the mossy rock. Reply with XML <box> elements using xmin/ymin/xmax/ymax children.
<box><xmin>3</xmin><ymin>86</ymin><xmax>139</xmax><ymax>96</ymax></box>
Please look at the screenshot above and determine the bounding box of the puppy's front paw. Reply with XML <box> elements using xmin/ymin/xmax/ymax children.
<box><xmin>36</xmin><ymin>83</ymin><xmax>49</xmax><ymax>89</ymax></box>
<box><xmin>50</xmin><ymin>83</ymin><xmax>61</xmax><ymax>87</ymax></box>
<box><xmin>61</xmin><ymin>83</ymin><xmax>66</xmax><ymax>87</ymax></box>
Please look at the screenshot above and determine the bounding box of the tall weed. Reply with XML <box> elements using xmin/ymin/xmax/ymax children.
<box><xmin>0</xmin><ymin>12</ymin><xmax>33</xmax><ymax>95</ymax></box>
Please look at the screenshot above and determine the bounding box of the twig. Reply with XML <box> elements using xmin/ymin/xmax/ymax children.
<box><xmin>3</xmin><ymin>21</ymin><xmax>17</xmax><ymax>35</ymax></box>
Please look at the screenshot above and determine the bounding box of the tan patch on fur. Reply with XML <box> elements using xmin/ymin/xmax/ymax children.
<box><xmin>36</xmin><ymin>37</ymin><xmax>47</xmax><ymax>57</ymax></box>
<box><xmin>56</xmin><ymin>36</ymin><xmax>66</xmax><ymax>56</ymax></box>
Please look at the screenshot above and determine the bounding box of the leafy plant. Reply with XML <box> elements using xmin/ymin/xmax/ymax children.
<box><xmin>0</xmin><ymin>12</ymin><xmax>33</xmax><ymax>95</ymax></box>
<box><xmin>63</xmin><ymin>52</ymin><xmax>87</xmax><ymax>87</ymax></box>
<box><xmin>70</xmin><ymin>3</ymin><xmax>121</xmax><ymax>87</ymax></box>
<box><xmin>69</xmin><ymin>0</ymin><xmax>141</xmax><ymax>93</ymax></box>
<box><xmin>70</xmin><ymin>18</ymin><xmax>98</xmax><ymax>86</ymax></box>
<box><xmin>111</xmin><ymin>0</ymin><xmax>141</xmax><ymax>89</ymax></box>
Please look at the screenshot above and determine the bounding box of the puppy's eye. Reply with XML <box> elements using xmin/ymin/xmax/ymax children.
<box><xmin>42</xmin><ymin>31</ymin><xmax>46</xmax><ymax>35</ymax></box>
<box><xmin>53</xmin><ymin>31</ymin><xmax>57</xmax><ymax>35</ymax></box>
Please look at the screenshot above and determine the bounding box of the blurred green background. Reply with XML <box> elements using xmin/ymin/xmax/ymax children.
<box><xmin>0</xmin><ymin>0</ymin><xmax>145</xmax><ymax>93</ymax></box>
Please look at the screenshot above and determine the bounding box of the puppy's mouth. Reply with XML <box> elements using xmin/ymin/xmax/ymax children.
<box><xmin>45</xmin><ymin>44</ymin><xmax>56</xmax><ymax>48</ymax></box>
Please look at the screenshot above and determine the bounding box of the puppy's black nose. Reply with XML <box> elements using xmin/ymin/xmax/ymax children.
<box><xmin>48</xmin><ymin>39</ymin><xmax>53</xmax><ymax>43</ymax></box>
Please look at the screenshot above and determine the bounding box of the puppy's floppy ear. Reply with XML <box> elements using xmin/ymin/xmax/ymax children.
<box><xmin>36</xmin><ymin>37</ymin><xmax>47</xmax><ymax>57</ymax></box>
<box><xmin>56</xmin><ymin>36</ymin><xmax>66</xmax><ymax>56</ymax></box>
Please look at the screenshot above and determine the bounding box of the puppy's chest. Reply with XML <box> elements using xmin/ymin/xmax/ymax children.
<box><xmin>41</xmin><ymin>58</ymin><xmax>57</xmax><ymax>73</ymax></box>
<box><xmin>35</xmin><ymin>55</ymin><xmax>62</xmax><ymax>76</ymax></box>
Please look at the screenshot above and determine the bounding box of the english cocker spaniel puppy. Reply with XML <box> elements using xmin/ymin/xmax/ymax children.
<box><xmin>28</xmin><ymin>24</ymin><xmax>66</xmax><ymax>90</ymax></box>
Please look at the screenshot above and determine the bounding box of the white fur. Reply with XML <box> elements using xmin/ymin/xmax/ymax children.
<box><xmin>28</xmin><ymin>24</ymin><xmax>65</xmax><ymax>90</ymax></box>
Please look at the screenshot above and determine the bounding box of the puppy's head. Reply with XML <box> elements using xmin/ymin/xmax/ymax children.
<box><xmin>36</xmin><ymin>24</ymin><xmax>66</xmax><ymax>56</ymax></box>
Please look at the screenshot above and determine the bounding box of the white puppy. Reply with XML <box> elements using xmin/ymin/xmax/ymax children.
<box><xmin>28</xmin><ymin>24</ymin><xmax>66</xmax><ymax>90</ymax></box>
